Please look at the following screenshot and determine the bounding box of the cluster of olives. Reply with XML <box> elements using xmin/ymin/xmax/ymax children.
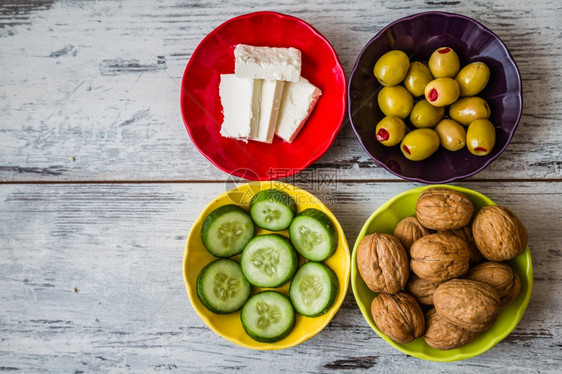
<box><xmin>373</xmin><ymin>47</ymin><xmax>496</xmax><ymax>161</ymax></box>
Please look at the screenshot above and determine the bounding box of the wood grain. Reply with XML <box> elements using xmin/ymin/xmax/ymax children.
<box><xmin>0</xmin><ymin>0</ymin><xmax>560</xmax><ymax>182</ymax></box>
<box><xmin>1</xmin><ymin>0</ymin><xmax>561</xmax><ymax>372</ymax></box>
<box><xmin>1</xmin><ymin>182</ymin><xmax>561</xmax><ymax>372</ymax></box>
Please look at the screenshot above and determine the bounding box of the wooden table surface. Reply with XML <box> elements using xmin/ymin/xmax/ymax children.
<box><xmin>1</xmin><ymin>0</ymin><xmax>561</xmax><ymax>372</ymax></box>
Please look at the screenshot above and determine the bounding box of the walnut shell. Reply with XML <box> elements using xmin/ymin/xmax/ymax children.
<box><xmin>501</xmin><ymin>273</ymin><xmax>521</xmax><ymax>307</ymax></box>
<box><xmin>440</xmin><ymin>225</ymin><xmax>483</xmax><ymax>266</ymax></box>
<box><xmin>357</xmin><ymin>233</ymin><xmax>409</xmax><ymax>293</ymax></box>
<box><xmin>466</xmin><ymin>261</ymin><xmax>516</xmax><ymax>297</ymax></box>
<box><xmin>424</xmin><ymin>308</ymin><xmax>479</xmax><ymax>350</ymax></box>
<box><xmin>394</xmin><ymin>216</ymin><xmax>432</xmax><ymax>251</ymax></box>
<box><xmin>410</xmin><ymin>233</ymin><xmax>470</xmax><ymax>283</ymax></box>
<box><xmin>371</xmin><ymin>291</ymin><xmax>425</xmax><ymax>343</ymax></box>
<box><xmin>433</xmin><ymin>279</ymin><xmax>500</xmax><ymax>332</ymax></box>
<box><xmin>415</xmin><ymin>188</ymin><xmax>475</xmax><ymax>230</ymax></box>
<box><xmin>405</xmin><ymin>273</ymin><xmax>440</xmax><ymax>305</ymax></box>
<box><xmin>472</xmin><ymin>206</ymin><xmax>528</xmax><ymax>261</ymax></box>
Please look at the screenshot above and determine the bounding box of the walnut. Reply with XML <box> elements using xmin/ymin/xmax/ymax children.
<box><xmin>466</xmin><ymin>261</ymin><xmax>516</xmax><ymax>297</ymax></box>
<box><xmin>440</xmin><ymin>225</ymin><xmax>483</xmax><ymax>266</ymax></box>
<box><xmin>405</xmin><ymin>273</ymin><xmax>439</xmax><ymax>305</ymax></box>
<box><xmin>501</xmin><ymin>273</ymin><xmax>521</xmax><ymax>307</ymax></box>
<box><xmin>472</xmin><ymin>205</ymin><xmax>528</xmax><ymax>261</ymax></box>
<box><xmin>415</xmin><ymin>187</ymin><xmax>474</xmax><ymax>230</ymax></box>
<box><xmin>371</xmin><ymin>291</ymin><xmax>425</xmax><ymax>343</ymax></box>
<box><xmin>433</xmin><ymin>279</ymin><xmax>500</xmax><ymax>332</ymax></box>
<box><xmin>410</xmin><ymin>233</ymin><xmax>470</xmax><ymax>283</ymax></box>
<box><xmin>423</xmin><ymin>308</ymin><xmax>479</xmax><ymax>350</ymax></box>
<box><xmin>357</xmin><ymin>233</ymin><xmax>409</xmax><ymax>293</ymax></box>
<box><xmin>394</xmin><ymin>216</ymin><xmax>432</xmax><ymax>251</ymax></box>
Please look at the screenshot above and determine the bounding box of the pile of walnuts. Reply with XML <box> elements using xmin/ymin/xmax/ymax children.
<box><xmin>357</xmin><ymin>187</ymin><xmax>527</xmax><ymax>350</ymax></box>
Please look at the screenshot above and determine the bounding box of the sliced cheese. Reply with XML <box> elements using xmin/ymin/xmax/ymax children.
<box><xmin>234</xmin><ymin>44</ymin><xmax>301</xmax><ymax>82</ymax></box>
<box><xmin>275</xmin><ymin>77</ymin><xmax>322</xmax><ymax>143</ymax></box>
<box><xmin>219</xmin><ymin>74</ymin><xmax>262</xmax><ymax>140</ymax></box>
<box><xmin>250</xmin><ymin>80</ymin><xmax>285</xmax><ymax>143</ymax></box>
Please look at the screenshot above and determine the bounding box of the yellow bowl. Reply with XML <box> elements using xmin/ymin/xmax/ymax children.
<box><xmin>351</xmin><ymin>184</ymin><xmax>532</xmax><ymax>361</ymax></box>
<box><xmin>183</xmin><ymin>181</ymin><xmax>350</xmax><ymax>350</ymax></box>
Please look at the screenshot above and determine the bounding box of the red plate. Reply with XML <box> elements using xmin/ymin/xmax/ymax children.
<box><xmin>180</xmin><ymin>11</ymin><xmax>347</xmax><ymax>181</ymax></box>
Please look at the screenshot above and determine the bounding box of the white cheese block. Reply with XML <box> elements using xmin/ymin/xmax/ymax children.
<box><xmin>275</xmin><ymin>77</ymin><xmax>322</xmax><ymax>143</ymax></box>
<box><xmin>234</xmin><ymin>44</ymin><xmax>301</xmax><ymax>82</ymax></box>
<box><xmin>219</xmin><ymin>74</ymin><xmax>262</xmax><ymax>140</ymax></box>
<box><xmin>250</xmin><ymin>80</ymin><xmax>285</xmax><ymax>143</ymax></box>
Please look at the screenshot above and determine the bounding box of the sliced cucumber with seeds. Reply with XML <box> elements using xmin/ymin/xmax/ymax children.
<box><xmin>289</xmin><ymin>208</ymin><xmax>338</xmax><ymax>262</ymax></box>
<box><xmin>240</xmin><ymin>234</ymin><xmax>298</xmax><ymax>288</ymax></box>
<box><xmin>201</xmin><ymin>204</ymin><xmax>255</xmax><ymax>257</ymax></box>
<box><xmin>289</xmin><ymin>262</ymin><xmax>339</xmax><ymax>317</ymax></box>
<box><xmin>241</xmin><ymin>291</ymin><xmax>295</xmax><ymax>343</ymax></box>
<box><xmin>250</xmin><ymin>189</ymin><xmax>297</xmax><ymax>231</ymax></box>
<box><xmin>196</xmin><ymin>259</ymin><xmax>251</xmax><ymax>314</ymax></box>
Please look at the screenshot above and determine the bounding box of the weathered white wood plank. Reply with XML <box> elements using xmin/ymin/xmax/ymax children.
<box><xmin>1</xmin><ymin>1</ymin><xmax>561</xmax><ymax>372</ymax></box>
<box><xmin>1</xmin><ymin>182</ymin><xmax>560</xmax><ymax>372</ymax></box>
<box><xmin>0</xmin><ymin>0</ymin><xmax>561</xmax><ymax>181</ymax></box>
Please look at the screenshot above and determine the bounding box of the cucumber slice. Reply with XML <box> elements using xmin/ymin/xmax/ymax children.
<box><xmin>241</xmin><ymin>291</ymin><xmax>295</xmax><ymax>343</ymax></box>
<box><xmin>240</xmin><ymin>234</ymin><xmax>298</xmax><ymax>288</ymax></box>
<box><xmin>289</xmin><ymin>262</ymin><xmax>339</xmax><ymax>317</ymax></box>
<box><xmin>196</xmin><ymin>259</ymin><xmax>251</xmax><ymax>314</ymax></box>
<box><xmin>201</xmin><ymin>204</ymin><xmax>255</xmax><ymax>257</ymax></box>
<box><xmin>289</xmin><ymin>208</ymin><xmax>338</xmax><ymax>261</ymax></box>
<box><xmin>250</xmin><ymin>189</ymin><xmax>297</xmax><ymax>231</ymax></box>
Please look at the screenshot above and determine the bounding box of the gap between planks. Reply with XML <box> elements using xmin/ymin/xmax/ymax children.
<box><xmin>0</xmin><ymin>178</ymin><xmax>561</xmax><ymax>185</ymax></box>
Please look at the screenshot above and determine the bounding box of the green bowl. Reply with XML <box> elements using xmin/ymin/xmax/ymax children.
<box><xmin>351</xmin><ymin>185</ymin><xmax>532</xmax><ymax>361</ymax></box>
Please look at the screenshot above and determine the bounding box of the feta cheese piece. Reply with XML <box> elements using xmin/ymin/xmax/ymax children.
<box><xmin>219</xmin><ymin>74</ymin><xmax>262</xmax><ymax>140</ymax></box>
<box><xmin>234</xmin><ymin>44</ymin><xmax>301</xmax><ymax>82</ymax></box>
<box><xmin>250</xmin><ymin>80</ymin><xmax>285</xmax><ymax>143</ymax></box>
<box><xmin>275</xmin><ymin>77</ymin><xmax>322</xmax><ymax>143</ymax></box>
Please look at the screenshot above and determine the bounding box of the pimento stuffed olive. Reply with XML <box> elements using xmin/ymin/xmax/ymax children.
<box><xmin>466</xmin><ymin>119</ymin><xmax>496</xmax><ymax>156</ymax></box>
<box><xmin>375</xmin><ymin>116</ymin><xmax>406</xmax><ymax>146</ymax></box>
<box><xmin>400</xmin><ymin>129</ymin><xmax>440</xmax><ymax>161</ymax></box>
<box><xmin>428</xmin><ymin>47</ymin><xmax>461</xmax><ymax>79</ymax></box>
<box><xmin>424</xmin><ymin>78</ymin><xmax>460</xmax><ymax>107</ymax></box>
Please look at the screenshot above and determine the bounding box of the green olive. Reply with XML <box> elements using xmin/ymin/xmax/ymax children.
<box><xmin>435</xmin><ymin>119</ymin><xmax>466</xmax><ymax>151</ymax></box>
<box><xmin>424</xmin><ymin>78</ymin><xmax>460</xmax><ymax>107</ymax></box>
<box><xmin>428</xmin><ymin>47</ymin><xmax>460</xmax><ymax>78</ymax></box>
<box><xmin>467</xmin><ymin>119</ymin><xmax>496</xmax><ymax>156</ymax></box>
<box><xmin>456</xmin><ymin>62</ymin><xmax>490</xmax><ymax>97</ymax></box>
<box><xmin>403</xmin><ymin>62</ymin><xmax>433</xmax><ymax>97</ymax></box>
<box><xmin>409</xmin><ymin>99</ymin><xmax>445</xmax><ymax>128</ymax></box>
<box><xmin>373</xmin><ymin>50</ymin><xmax>410</xmax><ymax>86</ymax></box>
<box><xmin>449</xmin><ymin>96</ymin><xmax>491</xmax><ymax>126</ymax></box>
<box><xmin>400</xmin><ymin>128</ymin><xmax>440</xmax><ymax>161</ymax></box>
<box><xmin>377</xmin><ymin>85</ymin><xmax>414</xmax><ymax>119</ymax></box>
<box><xmin>375</xmin><ymin>116</ymin><xmax>406</xmax><ymax>146</ymax></box>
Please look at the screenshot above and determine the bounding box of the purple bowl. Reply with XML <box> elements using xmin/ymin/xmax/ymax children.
<box><xmin>348</xmin><ymin>12</ymin><xmax>522</xmax><ymax>183</ymax></box>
